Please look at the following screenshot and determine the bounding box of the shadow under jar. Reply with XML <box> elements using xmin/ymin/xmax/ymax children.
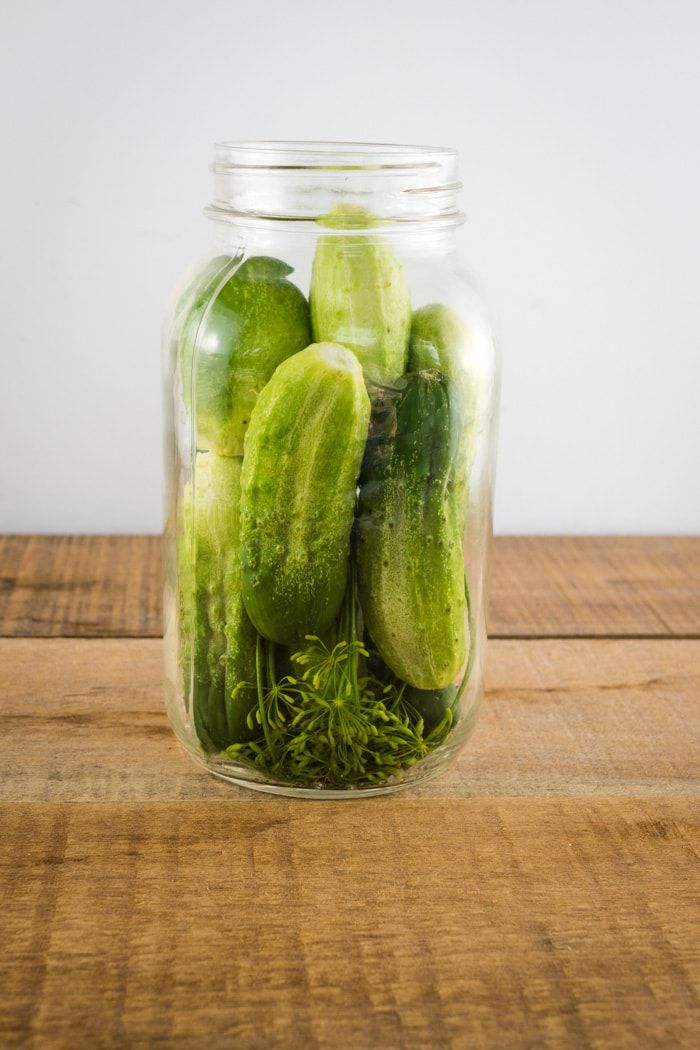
<box><xmin>163</xmin><ymin>141</ymin><xmax>499</xmax><ymax>797</ymax></box>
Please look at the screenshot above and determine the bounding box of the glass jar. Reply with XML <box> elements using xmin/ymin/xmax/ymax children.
<box><xmin>163</xmin><ymin>141</ymin><xmax>499</xmax><ymax>797</ymax></box>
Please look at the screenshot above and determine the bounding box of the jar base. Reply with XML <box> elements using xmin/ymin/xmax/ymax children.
<box><xmin>201</xmin><ymin>761</ymin><xmax>446</xmax><ymax>800</ymax></box>
<box><xmin>179</xmin><ymin>700</ymin><xmax>480</xmax><ymax>799</ymax></box>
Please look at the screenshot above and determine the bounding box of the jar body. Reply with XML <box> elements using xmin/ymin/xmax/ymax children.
<box><xmin>163</xmin><ymin>145</ymin><xmax>499</xmax><ymax>796</ymax></box>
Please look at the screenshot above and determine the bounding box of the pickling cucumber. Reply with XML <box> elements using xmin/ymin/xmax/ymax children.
<box><xmin>356</xmin><ymin>369</ymin><xmax>467</xmax><ymax>690</ymax></box>
<box><xmin>240</xmin><ymin>343</ymin><xmax>371</xmax><ymax>645</ymax></box>
<box><xmin>409</xmin><ymin>302</ymin><xmax>492</xmax><ymax>527</ymax></box>
<box><xmin>179</xmin><ymin>255</ymin><xmax>311</xmax><ymax>456</ymax></box>
<box><xmin>405</xmin><ymin>683</ymin><xmax>458</xmax><ymax>734</ymax></box>
<box><xmin>179</xmin><ymin>452</ymin><xmax>258</xmax><ymax>749</ymax></box>
<box><xmin>310</xmin><ymin>204</ymin><xmax>411</xmax><ymax>385</ymax></box>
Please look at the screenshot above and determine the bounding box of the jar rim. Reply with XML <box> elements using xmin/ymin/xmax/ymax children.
<box><xmin>212</xmin><ymin>140</ymin><xmax>458</xmax><ymax>173</ymax></box>
<box><xmin>208</xmin><ymin>140</ymin><xmax>462</xmax><ymax>228</ymax></box>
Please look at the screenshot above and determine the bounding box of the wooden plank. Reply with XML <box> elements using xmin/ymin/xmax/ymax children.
<box><xmin>0</xmin><ymin>535</ymin><xmax>162</xmax><ymax>638</ymax></box>
<box><xmin>1</xmin><ymin>535</ymin><xmax>699</xmax><ymax>639</ymax></box>
<box><xmin>490</xmin><ymin>535</ymin><xmax>700</xmax><ymax>638</ymax></box>
<box><xmin>1</xmin><ymin>797</ymin><xmax>697</xmax><ymax>1049</ymax></box>
<box><xmin>1</xmin><ymin>638</ymin><xmax>697</xmax><ymax>802</ymax></box>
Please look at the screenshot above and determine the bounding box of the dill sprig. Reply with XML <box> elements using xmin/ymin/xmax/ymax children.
<box><xmin>226</xmin><ymin>566</ymin><xmax>458</xmax><ymax>788</ymax></box>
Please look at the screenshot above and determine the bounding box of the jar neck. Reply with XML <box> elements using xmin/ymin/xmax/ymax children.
<box><xmin>206</xmin><ymin>141</ymin><xmax>463</xmax><ymax>234</ymax></box>
<box><xmin>209</xmin><ymin>217</ymin><xmax>460</xmax><ymax>260</ymax></box>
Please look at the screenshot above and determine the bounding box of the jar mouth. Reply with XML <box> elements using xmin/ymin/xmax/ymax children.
<box><xmin>208</xmin><ymin>140</ymin><xmax>462</xmax><ymax>228</ymax></box>
<box><xmin>213</xmin><ymin>140</ymin><xmax>457</xmax><ymax>173</ymax></box>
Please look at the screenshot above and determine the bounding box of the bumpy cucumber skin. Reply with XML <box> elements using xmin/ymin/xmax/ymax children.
<box><xmin>310</xmin><ymin>205</ymin><xmax>411</xmax><ymax>385</ymax></box>
<box><xmin>356</xmin><ymin>370</ymin><xmax>467</xmax><ymax>690</ymax></box>
<box><xmin>240</xmin><ymin>343</ymin><xmax>371</xmax><ymax>646</ymax></box>
<box><xmin>409</xmin><ymin>303</ymin><xmax>484</xmax><ymax>526</ymax></box>
<box><xmin>179</xmin><ymin>453</ymin><xmax>258</xmax><ymax>750</ymax></box>
<box><xmin>180</xmin><ymin>256</ymin><xmax>311</xmax><ymax>456</ymax></box>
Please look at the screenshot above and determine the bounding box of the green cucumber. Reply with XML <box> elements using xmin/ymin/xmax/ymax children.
<box><xmin>409</xmin><ymin>303</ymin><xmax>489</xmax><ymax>525</ymax></box>
<box><xmin>179</xmin><ymin>452</ymin><xmax>257</xmax><ymax>749</ymax></box>
<box><xmin>405</xmin><ymin>683</ymin><xmax>458</xmax><ymax>734</ymax></box>
<box><xmin>179</xmin><ymin>255</ymin><xmax>311</xmax><ymax>456</ymax></box>
<box><xmin>173</xmin><ymin>253</ymin><xmax>235</xmax><ymax>333</ymax></box>
<box><xmin>240</xmin><ymin>343</ymin><xmax>371</xmax><ymax>645</ymax></box>
<box><xmin>310</xmin><ymin>204</ymin><xmax>411</xmax><ymax>385</ymax></box>
<box><xmin>356</xmin><ymin>369</ymin><xmax>467</xmax><ymax>690</ymax></box>
<box><xmin>177</xmin><ymin>254</ymin><xmax>239</xmax><ymax>440</ymax></box>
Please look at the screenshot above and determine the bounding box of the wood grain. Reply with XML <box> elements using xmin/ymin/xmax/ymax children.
<box><xmin>1</xmin><ymin>798</ymin><xmax>697</xmax><ymax>1049</ymax></box>
<box><xmin>1</xmin><ymin>535</ymin><xmax>698</xmax><ymax>639</ymax></box>
<box><xmin>0</xmin><ymin>535</ymin><xmax>162</xmax><ymax>638</ymax></box>
<box><xmin>1</xmin><ymin>638</ymin><xmax>698</xmax><ymax>802</ymax></box>
<box><xmin>491</xmin><ymin>535</ymin><xmax>700</xmax><ymax>638</ymax></box>
<box><xmin>2</xmin><ymin>537</ymin><xmax>699</xmax><ymax>1048</ymax></box>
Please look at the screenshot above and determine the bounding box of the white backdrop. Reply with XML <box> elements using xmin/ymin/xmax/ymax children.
<box><xmin>1</xmin><ymin>0</ymin><xmax>698</xmax><ymax>534</ymax></box>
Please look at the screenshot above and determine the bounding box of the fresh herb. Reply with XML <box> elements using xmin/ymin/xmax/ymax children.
<box><xmin>225</xmin><ymin>567</ymin><xmax>456</xmax><ymax>787</ymax></box>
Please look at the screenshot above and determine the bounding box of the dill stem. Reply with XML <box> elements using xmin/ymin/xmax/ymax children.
<box><xmin>266</xmin><ymin>640</ymin><xmax>276</xmax><ymax>693</ymax></box>
<box><xmin>349</xmin><ymin>560</ymin><xmax>357</xmax><ymax>642</ymax></box>
<box><xmin>348</xmin><ymin>561</ymin><xmax>359</xmax><ymax>699</ymax></box>
<box><xmin>255</xmin><ymin>634</ymin><xmax>274</xmax><ymax>753</ymax></box>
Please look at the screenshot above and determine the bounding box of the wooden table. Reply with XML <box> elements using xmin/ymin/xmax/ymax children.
<box><xmin>1</xmin><ymin>536</ymin><xmax>698</xmax><ymax>1048</ymax></box>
